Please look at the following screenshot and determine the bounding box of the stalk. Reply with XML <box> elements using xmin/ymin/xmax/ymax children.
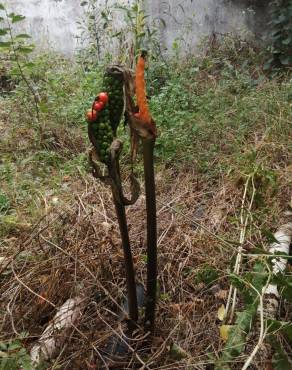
<box><xmin>142</xmin><ymin>137</ymin><xmax>157</xmax><ymax>332</ymax></box>
<box><xmin>108</xmin><ymin>153</ymin><xmax>139</xmax><ymax>326</ymax></box>
<box><xmin>112</xmin><ymin>195</ymin><xmax>138</xmax><ymax>324</ymax></box>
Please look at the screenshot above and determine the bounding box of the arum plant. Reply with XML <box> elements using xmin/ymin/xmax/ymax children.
<box><xmin>87</xmin><ymin>55</ymin><xmax>158</xmax><ymax>336</ymax></box>
<box><xmin>87</xmin><ymin>66</ymin><xmax>140</xmax><ymax>329</ymax></box>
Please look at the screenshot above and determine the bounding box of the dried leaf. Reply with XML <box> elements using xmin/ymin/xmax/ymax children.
<box><xmin>217</xmin><ymin>304</ymin><xmax>226</xmax><ymax>321</ymax></box>
<box><xmin>220</xmin><ymin>325</ymin><xmax>233</xmax><ymax>341</ymax></box>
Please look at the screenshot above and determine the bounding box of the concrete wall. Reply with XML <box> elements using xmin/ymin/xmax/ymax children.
<box><xmin>2</xmin><ymin>0</ymin><xmax>84</xmax><ymax>55</ymax></box>
<box><xmin>1</xmin><ymin>0</ymin><xmax>268</xmax><ymax>56</ymax></box>
<box><xmin>147</xmin><ymin>0</ymin><xmax>268</xmax><ymax>54</ymax></box>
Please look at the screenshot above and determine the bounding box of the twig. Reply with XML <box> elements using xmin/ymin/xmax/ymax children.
<box><xmin>241</xmin><ymin>265</ymin><xmax>272</xmax><ymax>370</ymax></box>
<box><xmin>225</xmin><ymin>174</ymin><xmax>256</xmax><ymax>323</ymax></box>
<box><xmin>10</xmin><ymin>260</ymin><xmax>56</xmax><ymax>308</ymax></box>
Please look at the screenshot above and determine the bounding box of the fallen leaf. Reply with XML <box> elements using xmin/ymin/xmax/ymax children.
<box><xmin>217</xmin><ymin>304</ymin><xmax>226</xmax><ymax>321</ymax></box>
<box><xmin>219</xmin><ymin>325</ymin><xmax>233</xmax><ymax>341</ymax></box>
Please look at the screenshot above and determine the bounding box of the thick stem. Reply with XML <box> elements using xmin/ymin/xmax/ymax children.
<box><xmin>108</xmin><ymin>150</ymin><xmax>138</xmax><ymax>327</ymax></box>
<box><xmin>112</xmin><ymin>194</ymin><xmax>138</xmax><ymax>326</ymax></box>
<box><xmin>142</xmin><ymin>138</ymin><xmax>157</xmax><ymax>332</ymax></box>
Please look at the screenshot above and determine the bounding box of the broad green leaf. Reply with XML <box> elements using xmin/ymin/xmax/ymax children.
<box><xmin>17</xmin><ymin>46</ymin><xmax>34</xmax><ymax>54</ymax></box>
<box><xmin>10</xmin><ymin>14</ymin><xmax>26</xmax><ymax>23</ymax></box>
<box><xmin>0</xmin><ymin>4</ymin><xmax>5</xmax><ymax>10</ymax></box>
<box><xmin>16</xmin><ymin>33</ymin><xmax>31</xmax><ymax>39</ymax></box>
<box><xmin>0</xmin><ymin>41</ymin><xmax>11</xmax><ymax>48</ymax></box>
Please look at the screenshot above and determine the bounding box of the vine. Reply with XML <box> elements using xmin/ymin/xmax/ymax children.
<box><xmin>264</xmin><ymin>0</ymin><xmax>292</xmax><ymax>70</ymax></box>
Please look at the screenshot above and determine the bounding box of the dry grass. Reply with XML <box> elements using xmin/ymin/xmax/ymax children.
<box><xmin>1</xmin><ymin>159</ymin><xmax>290</xmax><ymax>369</ymax></box>
<box><xmin>1</xmin><ymin>135</ymin><xmax>291</xmax><ymax>368</ymax></box>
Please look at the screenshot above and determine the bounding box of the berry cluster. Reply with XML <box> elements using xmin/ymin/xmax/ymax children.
<box><xmin>103</xmin><ymin>73</ymin><xmax>125</xmax><ymax>134</ymax></box>
<box><xmin>86</xmin><ymin>92</ymin><xmax>113</xmax><ymax>163</ymax></box>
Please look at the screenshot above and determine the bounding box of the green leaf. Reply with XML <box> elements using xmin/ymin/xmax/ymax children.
<box><xmin>17</xmin><ymin>46</ymin><xmax>34</xmax><ymax>54</ymax></box>
<box><xmin>24</xmin><ymin>62</ymin><xmax>35</xmax><ymax>69</ymax></box>
<box><xmin>10</xmin><ymin>14</ymin><xmax>26</xmax><ymax>23</ymax></box>
<box><xmin>39</xmin><ymin>102</ymin><xmax>48</xmax><ymax>113</ymax></box>
<box><xmin>215</xmin><ymin>304</ymin><xmax>258</xmax><ymax>369</ymax></box>
<box><xmin>0</xmin><ymin>41</ymin><xmax>11</xmax><ymax>48</ymax></box>
<box><xmin>80</xmin><ymin>1</ymin><xmax>88</xmax><ymax>6</ymax></box>
<box><xmin>270</xmin><ymin>336</ymin><xmax>292</xmax><ymax>370</ymax></box>
<box><xmin>0</xmin><ymin>28</ymin><xmax>9</xmax><ymax>36</ymax></box>
<box><xmin>16</xmin><ymin>33</ymin><xmax>31</xmax><ymax>39</ymax></box>
<box><xmin>0</xmin><ymin>4</ymin><xmax>5</xmax><ymax>10</ymax></box>
<box><xmin>262</xmin><ymin>228</ymin><xmax>280</xmax><ymax>244</ymax></box>
<box><xmin>8</xmin><ymin>342</ymin><xmax>21</xmax><ymax>350</ymax></box>
<box><xmin>267</xmin><ymin>319</ymin><xmax>292</xmax><ymax>341</ymax></box>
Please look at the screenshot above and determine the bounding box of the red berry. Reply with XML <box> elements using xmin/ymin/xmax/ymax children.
<box><xmin>93</xmin><ymin>101</ymin><xmax>105</xmax><ymax>111</ymax></box>
<box><xmin>86</xmin><ymin>110</ymin><xmax>97</xmax><ymax>122</ymax></box>
<box><xmin>98</xmin><ymin>92</ymin><xmax>109</xmax><ymax>104</ymax></box>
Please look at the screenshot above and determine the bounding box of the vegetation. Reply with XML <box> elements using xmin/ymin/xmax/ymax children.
<box><xmin>265</xmin><ymin>0</ymin><xmax>292</xmax><ymax>70</ymax></box>
<box><xmin>0</xmin><ymin>1</ymin><xmax>291</xmax><ymax>369</ymax></box>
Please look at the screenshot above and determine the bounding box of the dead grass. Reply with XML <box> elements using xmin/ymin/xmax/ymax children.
<box><xmin>1</xmin><ymin>159</ymin><xmax>290</xmax><ymax>369</ymax></box>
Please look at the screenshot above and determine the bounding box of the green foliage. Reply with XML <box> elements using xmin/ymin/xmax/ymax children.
<box><xmin>269</xmin><ymin>336</ymin><xmax>292</xmax><ymax>370</ymax></box>
<box><xmin>149</xmin><ymin>39</ymin><xmax>291</xmax><ymax>176</ymax></box>
<box><xmin>264</xmin><ymin>0</ymin><xmax>292</xmax><ymax>70</ymax></box>
<box><xmin>0</xmin><ymin>4</ymin><xmax>34</xmax><ymax>64</ymax></box>
<box><xmin>0</xmin><ymin>3</ymin><xmax>39</xmax><ymax>127</ymax></box>
<box><xmin>0</xmin><ymin>192</ymin><xmax>10</xmax><ymax>214</ymax></box>
<box><xmin>194</xmin><ymin>264</ymin><xmax>219</xmax><ymax>286</ymax></box>
<box><xmin>216</xmin><ymin>262</ymin><xmax>268</xmax><ymax>369</ymax></box>
<box><xmin>77</xmin><ymin>0</ymin><xmax>163</xmax><ymax>68</ymax></box>
<box><xmin>0</xmin><ymin>339</ymin><xmax>32</xmax><ymax>370</ymax></box>
<box><xmin>267</xmin><ymin>320</ymin><xmax>292</xmax><ymax>369</ymax></box>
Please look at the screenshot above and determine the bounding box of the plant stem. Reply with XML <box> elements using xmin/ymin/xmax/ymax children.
<box><xmin>112</xmin><ymin>195</ymin><xmax>138</xmax><ymax>325</ymax></box>
<box><xmin>108</xmin><ymin>149</ymin><xmax>138</xmax><ymax>327</ymax></box>
<box><xmin>142</xmin><ymin>137</ymin><xmax>157</xmax><ymax>332</ymax></box>
<box><xmin>6</xmin><ymin>12</ymin><xmax>40</xmax><ymax>123</ymax></box>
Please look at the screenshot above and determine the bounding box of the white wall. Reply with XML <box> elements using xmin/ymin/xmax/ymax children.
<box><xmin>2</xmin><ymin>0</ymin><xmax>84</xmax><ymax>55</ymax></box>
<box><xmin>146</xmin><ymin>0</ymin><xmax>266</xmax><ymax>54</ymax></box>
<box><xmin>2</xmin><ymin>0</ymin><xmax>266</xmax><ymax>56</ymax></box>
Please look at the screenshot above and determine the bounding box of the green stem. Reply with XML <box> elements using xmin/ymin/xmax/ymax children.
<box><xmin>142</xmin><ymin>138</ymin><xmax>157</xmax><ymax>332</ymax></box>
